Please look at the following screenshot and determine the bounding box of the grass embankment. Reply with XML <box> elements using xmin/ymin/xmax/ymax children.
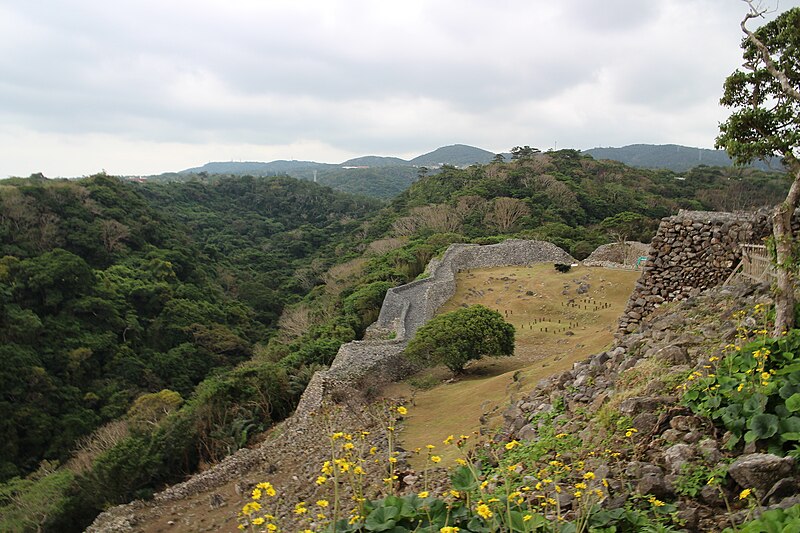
<box><xmin>384</xmin><ymin>264</ymin><xmax>641</xmax><ymax>466</ymax></box>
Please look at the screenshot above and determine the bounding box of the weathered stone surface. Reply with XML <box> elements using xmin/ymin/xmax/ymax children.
<box><xmin>728</xmin><ymin>453</ymin><xmax>795</xmax><ymax>494</ymax></box>
<box><xmin>664</xmin><ymin>443</ymin><xmax>695</xmax><ymax>474</ymax></box>
<box><xmin>637</xmin><ymin>472</ymin><xmax>672</xmax><ymax>499</ymax></box>
<box><xmin>617</xmin><ymin>209</ymin><xmax>773</xmax><ymax>334</ymax></box>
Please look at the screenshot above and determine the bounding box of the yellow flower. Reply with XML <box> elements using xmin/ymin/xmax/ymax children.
<box><xmin>251</xmin><ymin>488</ymin><xmax>262</xmax><ymax>500</ymax></box>
<box><xmin>317</xmin><ymin>499</ymin><xmax>330</xmax><ymax>507</ymax></box>
<box><xmin>241</xmin><ymin>501</ymin><xmax>261</xmax><ymax>515</ymax></box>
<box><xmin>426</xmin><ymin>444</ymin><xmax>436</xmax><ymax>450</ymax></box>
<box><xmin>625</xmin><ymin>428</ymin><xmax>638</xmax><ymax>437</ymax></box>
<box><xmin>266</xmin><ymin>524</ymin><xmax>277</xmax><ymax>532</ymax></box>
<box><xmin>583</xmin><ymin>471</ymin><xmax>595</xmax><ymax>480</ymax></box>
<box><xmin>555</xmin><ymin>433</ymin><xmax>568</xmax><ymax>438</ymax></box>
<box><xmin>739</xmin><ymin>488</ymin><xmax>752</xmax><ymax>500</ymax></box>
<box><xmin>523</xmin><ymin>514</ymin><xmax>533</xmax><ymax>522</ymax></box>
<box><xmin>475</xmin><ymin>503</ymin><xmax>493</xmax><ymax>519</ymax></box>
<box><xmin>648</xmin><ymin>496</ymin><xmax>665</xmax><ymax>507</ymax></box>
<box><xmin>294</xmin><ymin>502</ymin><xmax>308</xmax><ymax>514</ymax></box>
<box><xmin>388</xmin><ymin>457</ymin><xmax>398</xmax><ymax>463</ymax></box>
<box><xmin>574</xmin><ymin>490</ymin><xmax>583</xmax><ymax>497</ymax></box>
<box><xmin>574</xmin><ymin>482</ymin><xmax>587</xmax><ymax>490</ymax></box>
<box><xmin>369</xmin><ymin>446</ymin><xmax>378</xmax><ymax>455</ymax></box>
<box><xmin>252</xmin><ymin>517</ymin><xmax>265</xmax><ymax>525</ymax></box>
<box><xmin>418</xmin><ymin>491</ymin><xmax>430</xmax><ymax>498</ymax></box>
<box><xmin>440</xmin><ymin>527</ymin><xmax>460</xmax><ymax>533</ymax></box>
<box><xmin>455</xmin><ymin>458</ymin><xmax>467</xmax><ymax>466</ymax></box>
<box><xmin>450</xmin><ymin>489</ymin><xmax>461</xmax><ymax>498</ymax></box>
<box><xmin>343</xmin><ymin>442</ymin><xmax>355</xmax><ymax>450</ymax></box>
<box><xmin>431</xmin><ymin>455</ymin><xmax>442</xmax><ymax>463</ymax></box>
<box><xmin>444</xmin><ymin>435</ymin><xmax>454</xmax><ymax>445</ymax></box>
<box><xmin>316</xmin><ymin>475</ymin><xmax>327</xmax><ymax>485</ymax></box>
<box><xmin>505</xmin><ymin>440</ymin><xmax>521</xmax><ymax>450</ymax></box>
<box><xmin>397</xmin><ymin>406</ymin><xmax>408</xmax><ymax>415</ymax></box>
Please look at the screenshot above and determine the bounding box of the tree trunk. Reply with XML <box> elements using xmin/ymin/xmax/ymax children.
<box><xmin>772</xmin><ymin>162</ymin><xmax>800</xmax><ymax>336</ymax></box>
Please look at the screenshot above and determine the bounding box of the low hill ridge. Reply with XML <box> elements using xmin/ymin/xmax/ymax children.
<box><xmin>584</xmin><ymin>143</ymin><xmax>778</xmax><ymax>172</ymax></box>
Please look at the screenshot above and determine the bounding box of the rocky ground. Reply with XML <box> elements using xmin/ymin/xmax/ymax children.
<box><xmin>501</xmin><ymin>281</ymin><xmax>799</xmax><ymax>531</ymax></box>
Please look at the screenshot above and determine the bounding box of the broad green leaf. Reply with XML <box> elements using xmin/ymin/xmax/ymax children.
<box><xmin>748</xmin><ymin>413</ymin><xmax>780</xmax><ymax>439</ymax></box>
<box><xmin>786</xmin><ymin>393</ymin><xmax>800</xmax><ymax>412</ymax></box>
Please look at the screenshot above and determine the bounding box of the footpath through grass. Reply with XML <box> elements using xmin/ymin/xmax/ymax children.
<box><xmin>383</xmin><ymin>264</ymin><xmax>641</xmax><ymax>466</ymax></box>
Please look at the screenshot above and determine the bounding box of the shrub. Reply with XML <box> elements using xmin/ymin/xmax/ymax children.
<box><xmin>682</xmin><ymin>305</ymin><xmax>800</xmax><ymax>455</ymax></box>
<box><xmin>404</xmin><ymin>305</ymin><xmax>514</xmax><ymax>373</ymax></box>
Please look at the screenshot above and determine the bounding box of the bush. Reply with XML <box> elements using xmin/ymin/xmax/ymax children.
<box><xmin>682</xmin><ymin>305</ymin><xmax>800</xmax><ymax>455</ymax></box>
<box><xmin>404</xmin><ymin>305</ymin><xmax>514</xmax><ymax>373</ymax></box>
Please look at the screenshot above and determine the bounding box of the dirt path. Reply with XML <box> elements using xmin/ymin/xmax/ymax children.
<box><xmin>381</xmin><ymin>264</ymin><xmax>641</xmax><ymax>466</ymax></box>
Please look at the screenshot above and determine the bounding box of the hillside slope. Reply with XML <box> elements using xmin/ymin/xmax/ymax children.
<box><xmin>88</xmin><ymin>279</ymin><xmax>799</xmax><ymax>533</ymax></box>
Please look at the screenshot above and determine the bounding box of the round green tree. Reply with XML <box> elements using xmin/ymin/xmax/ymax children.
<box><xmin>404</xmin><ymin>305</ymin><xmax>515</xmax><ymax>373</ymax></box>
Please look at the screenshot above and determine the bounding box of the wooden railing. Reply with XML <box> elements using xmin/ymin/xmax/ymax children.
<box><xmin>725</xmin><ymin>244</ymin><xmax>775</xmax><ymax>284</ymax></box>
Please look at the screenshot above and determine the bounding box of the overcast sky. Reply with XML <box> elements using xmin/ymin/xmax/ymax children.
<box><xmin>1</xmin><ymin>0</ymin><xmax>798</xmax><ymax>177</ymax></box>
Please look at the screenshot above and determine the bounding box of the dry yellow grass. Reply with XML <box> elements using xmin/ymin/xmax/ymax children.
<box><xmin>383</xmin><ymin>264</ymin><xmax>641</xmax><ymax>466</ymax></box>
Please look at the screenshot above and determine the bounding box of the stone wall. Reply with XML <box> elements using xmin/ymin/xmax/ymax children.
<box><xmin>582</xmin><ymin>241</ymin><xmax>650</xmax><ymax>269</ymax></box>
<box><xmin>372</xmin><ymin>239</ymin><xmax>576</xmax><ymax>340</ymax></box>
<box><xmin>295</xmin><ymin>239</ymin><xmax>575</xmax><ymax>417</ymax></box>
<box><xmin>618</xmin><ymin>209</ymin><xmax>771</xmax><ymax>333</ymax></box>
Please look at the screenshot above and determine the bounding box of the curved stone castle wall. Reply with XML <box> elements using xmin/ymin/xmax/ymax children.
<box><xmin>296</xmin><ymin>239</ymin><xmax>575</xmax><ymax>417</ymax></box>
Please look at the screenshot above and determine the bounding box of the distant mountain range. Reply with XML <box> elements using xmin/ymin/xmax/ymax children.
<box><xmin>179</xmin><ymin>144</ymin><xmax>498</xmax><ymax>176</ymax></box>
<box><xmin>153</xmin><ymin>143</ymin><xmax>781</xmax><ymax>199</ymax></box>
<box><xmin>583</xmin><ymin>144</ymin><xmax>779</xmax><ymax>172</ymax></box>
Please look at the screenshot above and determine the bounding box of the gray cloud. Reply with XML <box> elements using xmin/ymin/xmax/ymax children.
<box><xmin>1</xmin><ymin>0</ymin><xmax>798</xmax><ymax>177</ymax></box>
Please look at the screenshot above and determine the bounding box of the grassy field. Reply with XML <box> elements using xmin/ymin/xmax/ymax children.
<box><xmin>383</xmin><ymin>264</ymin><xmax>641</xmax><ymax>466</ymax></box>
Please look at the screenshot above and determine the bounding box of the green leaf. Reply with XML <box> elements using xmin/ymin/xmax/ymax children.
<box><xmin>786</xmin><ymin>393</ymin><xmax>800</xmax><ymax>412</ymax></box>
<box><xmin>781</xmin><ymin>432</ymin><xmax>800</xmax><ymax>441</ymax></box>
<box><xmin>450</xmin><ymin>465</ymin><xmax>478</xmax><ymax>491</ymax></box>
<box><xmin>748</xmin><ymin>413</ymin><xmax>780</xmax><ymax>439</ymax></box>
<box><xmin>365</xmin><ymin>506</ymin><xmax>400</xmax><ymax>532</ymax></box>
<box><xmin>775</xmin><ymin>362</ymin><xmax>800</xmax><ymax>376</ymax></box>
<box><xmin>743</xmin><ymin>394</ymin><xmax>767</xmax><ymax>416</ymax></box>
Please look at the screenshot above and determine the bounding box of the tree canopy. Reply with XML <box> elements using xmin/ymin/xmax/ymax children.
<box><xmin>404</xmin><ymin>305</ymin><xmax>515</xmax><ymax>373</ymax></box>
<box><xmin>716</xmin><ymin>4</ymin><xmax>800</xmax><ymax>334</ymax></box>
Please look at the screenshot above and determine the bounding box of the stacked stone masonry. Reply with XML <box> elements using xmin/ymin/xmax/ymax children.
<box><xmin>619</xmin><ymin>209</ymin><xmax>772</xmax><ymax>334</ymax></box>
<box><xmin>295</xmin><ymin>240</ymin><xmax>575</xmax><ymax>417</ymax></box>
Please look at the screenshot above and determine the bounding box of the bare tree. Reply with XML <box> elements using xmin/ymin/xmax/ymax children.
<box><xmin>100</xmin><ymin>219</ymin><xmax>130</xmax><ymax>254</ymax></box>
<box><xmin>410</xmin><ymin>204</ymin><xmax>463</xmax><ymax>233</ymax></box>
<box><xmin>484</xmin><ymin>197</ymin><xmax>530</xmax><ymax>231</ymax></box>
<box><xmin>392</xmin><ymin>216</ymin><xmax>418</xmax><ymax>236</ymax></box>
<box><xmin>454</xmin><ymin>195</ymin><xmax>488</xmax><ymax>218</ymax></box>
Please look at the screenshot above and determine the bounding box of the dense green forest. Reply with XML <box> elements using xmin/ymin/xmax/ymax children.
<box><xmin>0</xmin><ymin>151</ymin><xmax>790</xmax><ymax>531</ymax></box>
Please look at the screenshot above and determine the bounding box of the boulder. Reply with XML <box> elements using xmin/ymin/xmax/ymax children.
<box><xmin>728</xmin><ymin>454</ymin><xmax>795</xmax><ymax>494</ymax></box>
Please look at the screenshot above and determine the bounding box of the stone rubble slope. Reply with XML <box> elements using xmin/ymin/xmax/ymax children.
<box><xmin>501</xmin><ymin>281</ymin><xmax>799</xmax><ymax>532</ymax></box>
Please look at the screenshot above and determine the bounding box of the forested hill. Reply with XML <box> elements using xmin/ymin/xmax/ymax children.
<box><xmin>584</xmin><ymin>143</ymin><xmax>778</xmax><ymax>172</ymax></box>
<box><xmin>157</xmin><ymin>144</ymin><xmax>500</xmax><ymax>199</ymax></box>
<box><xmin>0</xmin><ymin>153</ymin><xmax>790</xmax><ymax>531</ymax></box>
<box><xmin>0</xmin><ymin>174</ymin><xmax>382</xmax><ymax>528</ymax></box>
<box><xmin>385</xmin><ymin>150</ymin><xmax>787</xmax><ymax>257</ymax></box>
